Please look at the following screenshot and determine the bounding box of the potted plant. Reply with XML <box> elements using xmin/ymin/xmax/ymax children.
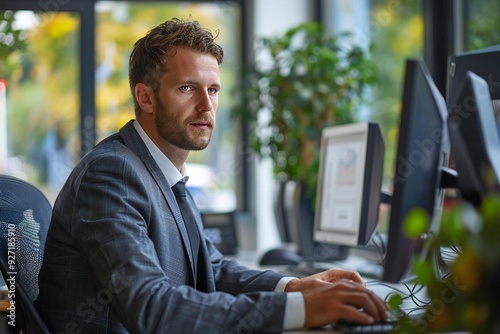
<box><xmin>392</xmin><ymin>195</ymin><xmax>500</xmax><ymax>333</ymax></box>
<box><xmin>234</xmin><ymin>22</ymin><xmax>378</xmax><ymax>260</ymax></box>
<box><xmin>237</xmin><ymin>22</ymin><xmax>377</xmax><ymax>197</ymax></box>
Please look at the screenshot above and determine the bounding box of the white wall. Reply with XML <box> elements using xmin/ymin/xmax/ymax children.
<box><xmin>253</xmin><ymin>0</ymin><xmax>313</xmax><ymax>254</ymax></box>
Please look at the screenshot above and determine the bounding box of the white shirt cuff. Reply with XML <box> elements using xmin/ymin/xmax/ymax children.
<box><xmin>274</xmin><ymin>276</ymin><xmax>296</xmax><ymax>292</ymax></box>
<box><xmin>275</xmin><ymin>277</ymin><xmax>305</xmax><ymax>330</ymax></box>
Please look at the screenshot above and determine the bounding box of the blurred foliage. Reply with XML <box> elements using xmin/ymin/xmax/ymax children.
<box><xmin>2</xmin><ymin>11</ymin><xmax>80</xmax><ymax>184</ymax></box>
<box><xmin>0</xmin><ymin>10</ymin><xmax>27</xmax><ymax>79</ymax></box>
<box><xmin>367</xmin><ymin>0</ymin><xmax>423</xmax><ymax>188</ymax></box>
<box><xmin>391</xmin><ymin>195</ymin><xmax>500</xmax><ymax>333</ymax></box>
<box><xmin>464</xmin><ymin>0</ymin><xmax>500</xmax><ymax>50</ymax></box>
<box><xmin>234</xmin><ymin>22</ymin><xmax>378</xmax><ymax>195</ymax></box>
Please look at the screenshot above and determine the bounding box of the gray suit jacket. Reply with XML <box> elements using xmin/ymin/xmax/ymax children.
<box><xmin>36</xmin><ymin>120</ymin><xmax>288</xmax><ymax>333</ymax></box>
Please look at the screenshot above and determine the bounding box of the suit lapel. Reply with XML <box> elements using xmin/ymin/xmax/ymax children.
<box><xmin>118</xmin><ymin>120</ymin><xmax>198</xmax><ymax>282</ymax></box>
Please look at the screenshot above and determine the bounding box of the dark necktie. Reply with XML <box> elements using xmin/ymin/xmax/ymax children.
<box><xmin>172</xmin><ymin>180</ymin><xmax>201</xmax><ymax>283</ymax></box>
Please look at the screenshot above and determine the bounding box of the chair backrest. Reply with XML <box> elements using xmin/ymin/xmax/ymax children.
<box><xmin>0</xmin><ymin>174</ymin><xmax>51</xmax><ymax>333</ymax></box>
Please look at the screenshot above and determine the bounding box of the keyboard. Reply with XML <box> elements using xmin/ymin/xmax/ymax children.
<box><xmin>329</xmin><ymin>308</ymin><xmax>418</xmax><ymax>334</ymax></box>
<box><xmin>279</xmin><ymin>260</ymin><xmax>384</xmax><ymax>279</ymax></box>
<box><xmin>279</xmin><ymin>262</ymin><xmax>326</xmax><ymax>278</ymax></box>
<box><xmin>334</xmin><ymin>321</ymin><xmax>395</xmax><ymax>334</ymax></box>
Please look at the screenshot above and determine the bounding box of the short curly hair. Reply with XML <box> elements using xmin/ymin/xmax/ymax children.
<box><xmin>129</xmin><ymin>18</ymin><xmax>224</xmax><ymax>116</ymax></box>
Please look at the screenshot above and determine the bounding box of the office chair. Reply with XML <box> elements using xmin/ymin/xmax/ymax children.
<box><xmin>0</xmin><ymin>174</ymin><xmax>51</xmax><ymax>333</ymax></box>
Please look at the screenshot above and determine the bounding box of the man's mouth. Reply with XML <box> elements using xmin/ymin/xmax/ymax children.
<box><xmin>190</xmin><ymin>121</ymin><xmax>213</xmax><ymax>130</ymax></box>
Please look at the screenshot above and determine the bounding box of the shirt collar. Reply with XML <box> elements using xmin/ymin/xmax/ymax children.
<box><xmin>133</xmin><ymin>120</ymin><xmax>188</xmax><ymax>187</ymax></box>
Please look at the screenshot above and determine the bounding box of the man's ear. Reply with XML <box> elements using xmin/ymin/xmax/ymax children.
<box><xmin>135</xmin><ymin>83</ymin><xmax>155</xmax><ymax>114</ymax></box>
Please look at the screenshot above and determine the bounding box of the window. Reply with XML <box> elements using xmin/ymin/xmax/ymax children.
<box><xmin>462</xmin><ymin>0</ymin><xmax>500</xmax><ymax>50</ymax></box>
<box><xmin>324</xmin><ymin>0</ymin><xmax>423</xmax><ymax>230</ymax></box>
<box><xmin>1</xmin><ymin>2</ymin><xmax>242</xmax><ymax>212</ymax></box>
<box><xmin>0</xmin><ymin>10</ymin><xmax>80</xmax><ymax>203</ymax></box>
<box><xmin>325</xmin><ymin>0</ymin><xmax>423</xmax><ymax>188</ymax></box>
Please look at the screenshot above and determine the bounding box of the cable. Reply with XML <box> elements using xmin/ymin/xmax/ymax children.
<box><xmin>366</xmin><ymin>279</ymin><xmax>431</xmax><ymax>316</ymax></box>
<box><xmin>372</xmin><ymin>231</ymin><xmax>387</xmax><ymax>264</ymax></box>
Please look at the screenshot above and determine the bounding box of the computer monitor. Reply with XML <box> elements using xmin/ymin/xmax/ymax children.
<box><xmin>447</xmin><ymin>71</ymin><xmax>500</xmax><ymax>206</ymax></box>
<box><xmin>313</xmin><ymin>122</ymin><xmax>385</xmax><ymax>247</ymax></box>
<box><xmin>446</xmin><ymin>45</ymin><xmax>500</xmax><ymax>126</ymax></box>
<box><xmin>383</xmin><ymin>59</ymin><xmax>452</xmax><ymax>283</ymax></box>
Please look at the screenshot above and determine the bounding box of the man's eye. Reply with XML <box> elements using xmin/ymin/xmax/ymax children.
<box><xmin>180</xmin><ymin>86</ymin><xmax>190</xmax><ymax>91</ymax></box>
<box><xmin>208</xmin><ymin>87</ymin><xmax>218</xmax><ymax>94</ymax></box>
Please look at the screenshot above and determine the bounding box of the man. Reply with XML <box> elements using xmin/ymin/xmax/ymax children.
<box><xmin>36</xmin><ymin>18</ymin><xmax>389</xmax><ymax>333</ymax></box>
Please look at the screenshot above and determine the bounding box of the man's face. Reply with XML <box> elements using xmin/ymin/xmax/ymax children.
<box><xmin>153</xmin><ymin>47</ymin><xmax>220</xmax><ymax>151</ymax></box>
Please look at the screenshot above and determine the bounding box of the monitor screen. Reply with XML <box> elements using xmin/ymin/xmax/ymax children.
<box><xmin>313</xmin><ymin>122</ymin><xmax>385</xmax><ymax>247</ymax></box>
<box><xmin>383</xmin><ymin>59</ymin><xmax>451</xmax><ymax>283</ymax></box>
<box><xmin>447</xmin><ymin>71</ymin><xmax>500</xmax><ymax>206</ymax></box>
<box><xmin>446</xmin><ymin>45</ymin><xmax>500</xmax><ymax>124</ymax></box>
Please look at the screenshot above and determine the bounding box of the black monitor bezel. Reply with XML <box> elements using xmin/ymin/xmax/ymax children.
<box><xmin>446</xmin><ymin>45</ymin><xmax>500</xmax><ymax>122</ymax></box>
<box><xmin>447</xmin><ymin>71</ymin><xmax>500</xmax><ymax>206</ymax></box>
<box><xmin>383</xmin><ymin>59</ymin><xmax>450</xmax><ymax>283</ymax></box>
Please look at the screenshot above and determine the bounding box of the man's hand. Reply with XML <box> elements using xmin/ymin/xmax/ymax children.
<box><xmin>285</xmin><ymin>269</ymin><xmax>389</xmax><ymax>328</ymax></box>
<box><xmin>285</xmin><ymin>268</ymin><xmax>365</xmax><ymax>292</ymax></box>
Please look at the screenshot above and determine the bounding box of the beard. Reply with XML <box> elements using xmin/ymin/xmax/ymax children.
<box><xmin>153</xmin><ymin>95</ymin><xmax>214</xmax><ymax>151</ymax></box>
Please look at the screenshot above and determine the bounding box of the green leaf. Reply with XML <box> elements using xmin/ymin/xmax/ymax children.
<box><xmin>412</xmin><ymin>257</ymin><xmax>435</xmax><ymax>285</ymax></box>
<box><xmin>403</xmin><ymin>207</ymin><xmax>430</xmax><ymax>238</ymax></box>
<box><xmin>480</xmin><ymin>195</ymin><xmax>500</xmax><ymax>224</ymax></box>
<box><xmin>387</xmin><ymin>293</ymin><xmax>403</xmax><ymax>310</ymax></box>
